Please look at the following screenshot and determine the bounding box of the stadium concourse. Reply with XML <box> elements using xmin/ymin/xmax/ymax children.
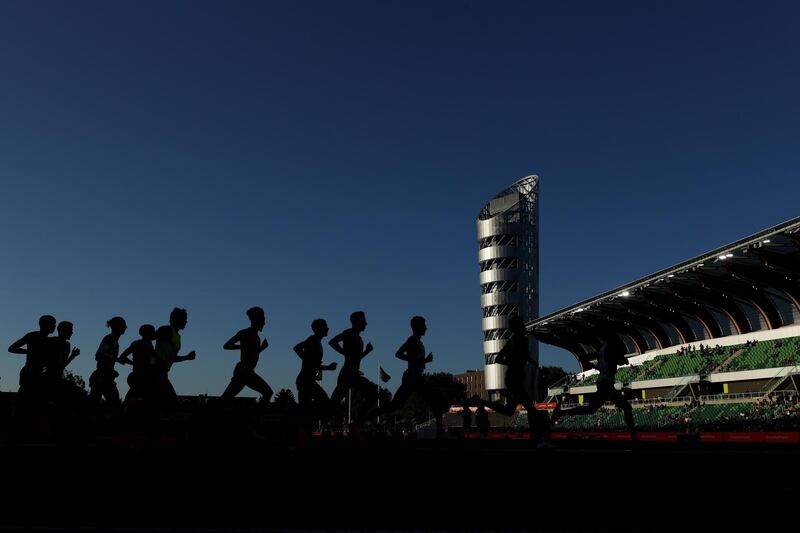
<box><xmin>523</xmin><ymin>216</ymin><xmax>800</xmax><ymax>444</ymax></box>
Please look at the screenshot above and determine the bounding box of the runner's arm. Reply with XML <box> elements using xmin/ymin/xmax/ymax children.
<box><xmin>293</xmin><ymin>340</ymin><xmax>306</xmax><ymax>360</ymax></box>
<box><xmin>223</xmin><ymin>331</ymin><xmax>241</xmax><ymax>351</ymax></box>
<box><xmin>395</xmin><ymin>341</ymin><xmax>411</xmax><ymax>362</ymax></box>
<box><xmin>328</xmin><ymin>333</ymin><xmax>346</xmax><ymax>356</ymax></box>
<box><xmin>362</xmin><ymin>342</ymin><xmax>373</xmax><ymax>358</ymax></box>
<box><xmin>8</xmin><ymin>334</ymin><xmax>30</xmax><ymax>355</ymax></box>
<box><xmin>118</xmin><ymin>345</ymin><xmax>134</xmax><ymax>365</ymax></box>
<box><xmin>67</xmin><ymin>346</ymin><xmax>80</xmax><ymax>364</ymax></box>
<box><xmin>173</xmin><ymin>351</ymin><xmax>196</xmax><ymax>363</ymax></box>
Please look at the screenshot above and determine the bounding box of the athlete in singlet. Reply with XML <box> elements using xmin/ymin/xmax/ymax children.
<box><xmin>89</xmin><ymin>316</ymin><xmax>127</xmax><ymax>409</ymax></box>
<box><xmin>119</xmin><ymin>324</ymin><xmax>158</xmax><ymax>405</ymax></box>
<box><xmin>329</xmin><ymin>311</ymin><xmax>375</xmax><ymax>412</ymax></box>
<box><xmin>551</xmin><ymin>334</ymin><xmax>637</xmax><ymax>441</ymax></box>
<box><xmin>481</xmin><ymin>316</ymin><xmax>549</xmax><ymax>442</ymax></box>
<box><xmin>46</xmin><ymin>321</ymin><xmax>80</xmax><ymax>381</ymax></box>
<box><xmin>221</xmin><ymin>306</ymin><xmax>273</xmax><ymax>403</ymax></box>
<box><xmin>153</xmin><ymin>307</ymin><xmax>197</xmax><ymax>407</ymax></box>
<box><xmin>8</xmin><ymin>314</ymin><xmax>57</xmax><ymax>396</ymax></box>
<box><xmin>368</xmin><ymin>316</ymin><xmax>443</xmax><ymax>436</ymax></box>
<box><xmin>44</xmin><ymin>321</ymin><xmax>80</xmax><ymax>402</ymax></box>
<box><xmin>294</xmin><ymin>319</ymin><xmax>337</xmax><ymax>416</ymax></box>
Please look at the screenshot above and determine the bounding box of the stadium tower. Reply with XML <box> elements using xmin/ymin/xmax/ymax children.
<box><xmin>477</xmin><ymin>175</ymin><xmax>540</xmax><ymax>401</ymax></box>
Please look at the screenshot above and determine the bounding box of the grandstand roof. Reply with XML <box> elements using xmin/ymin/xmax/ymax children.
<box><xmin>530</xmin><ymin>216</ymin><xmax>800</xmax><ymax>370</ymax></box>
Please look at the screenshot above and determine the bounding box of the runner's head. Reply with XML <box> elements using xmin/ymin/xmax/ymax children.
<box><xmin>247</xmin><ymin>306</ymin><xmax>266</xmax><ymax>331</ymax></box>
<box><xmin>311</xmin><ymin>318</ymin><xmax>328</xmax><ymax>337</ymax></box>
<box><xmin>57</xmin><ymin>321</ymin><xmax>73</xmax><ymax>339</ymax></box>
<box><xmin>410</xmin><ymin>315</ymin><xmax>427</xmax><ymax>337</ymax></box>
<box><xmin>39</xmin><ymin>314</ymin><xmax>56</xmax><ymax>334</ymax></box>
<box><xmin>139</xmin><ymin>324</ymin><xmax>156</xmax><ymax>341</ymax></box>
<box><xmin>169</xmin><ymin>307</ymin><xmax>188</xmax><ymax>331</ymax></box>
<box><xmin>350</xmin><ymin>311</ymin><xmax>367</xmax><ymax>332</ymax></box>
<box><xmin>107</xmin><ymin>316</ymin><xmax>127</xmax><ymax>337</ymax></box>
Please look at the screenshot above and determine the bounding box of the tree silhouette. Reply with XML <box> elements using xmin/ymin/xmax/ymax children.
<box><xmin>329</xmin><ymin>378</ymin><xmax>388</xmax><ymax>424</ymax></box>
<box><xmin>64</xmin><ymin>370</ymin><xmax>87</xmax><ymax>393</ymax></box>
<box><xmin>273</xmin><ymin>388</ymin><xmax>296</xmax><ymax>409</ymax></box>
<box><xmin>393</xmin><ymin>372</ymin><xmax>465</xmax><ymax>426</ymax></box>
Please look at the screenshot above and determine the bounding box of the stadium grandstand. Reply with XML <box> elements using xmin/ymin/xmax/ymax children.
<box><xmin>528</xmin><ymin>216</ymin><xmax>800</xmax><ymax>441</ymax></box>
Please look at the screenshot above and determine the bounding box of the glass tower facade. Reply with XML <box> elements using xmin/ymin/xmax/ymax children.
<box><xmin>477</xmin><ymin>175</ymin><xmax>539</xmax><ymax>398</ymax></box>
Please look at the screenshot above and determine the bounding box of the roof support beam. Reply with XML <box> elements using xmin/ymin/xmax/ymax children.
<box><xmin>643</xmin><ymin>288</ymin><xmax>724</xmax><ymax>339</ymax></box>
<box><xmin>557</xmin><ymin>317</ymin><xmax>641</xmax><ymax>357</ymax></box>
<box><xmin>727</xmin><ymin>263</ymin><xmax>800</xmax><ymax>318</ymax></box>
<box><xmin>669</xmin><ymin>282</ymin><xmax>752</xmax><ymax>335</ymax></box>
<box><xmin>696</xmin><ymin>272</ymin><xmax>784</xmax><ymax>330</ymax></box>
<box><xmin>757</xmin><ymin>250</ymin><xmax>800</xmax><ymax>276</ymax></box>
<box><xmin>623</xmin><ymin>300</ymin><xmax>696</xmax><ymax>345</ymax></box>
<box><xmin>580</xmin><ymin>312</ymin><xmax>649</xmax><ymax>354</ymax></box>
<box><xmin>601</xmin><ymin>306</ymin><xmax>672</xmax><ymax>349</ymax></box>
<box><xmin>530</xmin><ymin>330</ymin><xmax>594</xmax><ymax>371</ymax></box>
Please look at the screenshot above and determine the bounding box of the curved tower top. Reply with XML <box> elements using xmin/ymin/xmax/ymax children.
<box><xmin>477</xmin><ymin>174</ymin><xmax>540</xmax><ymax>399</ymax></box>
<box><xmin>477</xmin><ymin>175</ymin><xmax>540</xmax><ymax>220</ymax></box>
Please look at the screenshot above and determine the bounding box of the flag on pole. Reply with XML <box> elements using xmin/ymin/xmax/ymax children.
<box><xmin>379</xmin><ymin>366</ymin><xmax>391</xmax><ymax>383</ymax></box>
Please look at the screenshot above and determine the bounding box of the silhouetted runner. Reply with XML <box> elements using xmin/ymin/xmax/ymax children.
<box><xmin>44</xmin><ymin>321</ymin><xmax>80</xmax><ymax>401</ymax></box>
<box><xmin>221</xmin><ymin>306</ymin><xmax>273</xmax><ymax>403</ymax></box>
<box><xmin>154</xmin><ymin>308</ymin><xmax>197</xmax><ymax>407</ymax></box>
<box><xmin>46</xmin><ymin>321</ymin><xmax>80</xmax><ymax>379</ymax></box>
<box><xmin>369</xmin><ymin>316</ymin><xmax>444</xmax><ymax>437</ymax></box>
<box><xmin>294</xmin><ymin>319</ymin><xmax>337</xmax><ymax>416</ymax></box>
<box><xmin>8</xmin><ymin>315</ymin><xmax>56</xmax><ymax>395</ymax></box>
<box><xmin>551</xmin><ymin>334</ymin><xmax>637</xmax><ymax>441</ymax></box>
<box><xmin>119</xmin><ymin>324</ymin><xmax>158</xmax><ymax>405</ymax></box>
<box><xmin>481</xmin><ymin>316</ymin><xmax>549</xmax><ymax>443</ymax></box>
<box><xmin>89</xmin><ymin>316</ymin><xmax>127</xmax><ymax>409</ymax></box>
<box><xmin>329</xmin><ymin>311</ymin><xmax>375</xmax><ymax>414</ymax></box>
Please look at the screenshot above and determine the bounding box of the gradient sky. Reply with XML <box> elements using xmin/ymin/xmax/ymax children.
<box><xmin>1</xmin><ymin>1</ymin><xmax>799</xmax><ymax>397</ymax></box>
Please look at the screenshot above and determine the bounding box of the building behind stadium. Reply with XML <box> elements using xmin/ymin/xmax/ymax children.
<box><xmin>454</xmin><ymin>369</ymin><xmax>487</xmax><ymax>400</ymax></box>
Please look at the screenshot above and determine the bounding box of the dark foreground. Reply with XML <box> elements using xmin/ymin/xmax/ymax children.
<box><xmin>2</xmin><ymin>437</ymin><xmax>798</xmax><ymax>532</ymax></box>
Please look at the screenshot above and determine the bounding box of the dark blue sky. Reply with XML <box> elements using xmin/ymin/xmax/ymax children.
<box><xmin>1</xmin><ymin>1</ymin><xmax>798</xmax><ymax>396</ymax></box>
